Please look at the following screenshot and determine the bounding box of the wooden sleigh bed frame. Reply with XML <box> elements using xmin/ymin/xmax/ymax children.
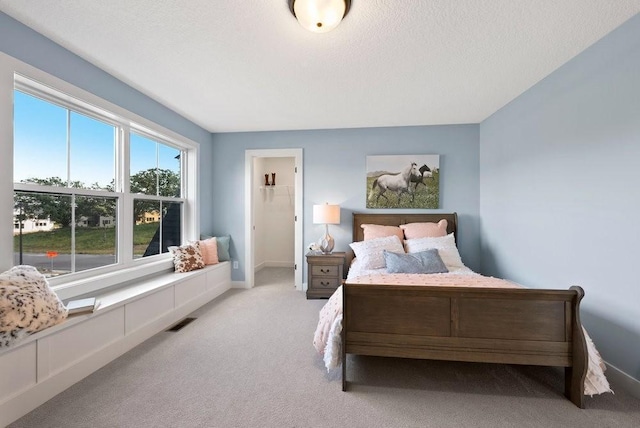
<box><xmin>341</xmin><ymin>213</ymin><xmax>588</xmax><ymax>408</ymax></box>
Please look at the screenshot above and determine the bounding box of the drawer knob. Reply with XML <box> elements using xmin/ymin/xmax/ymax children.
<box><xmin>320</xmin><ymin>268</ymin><xmax>329</xmax><ymax>273</ymax></box>
<box><xmin>321</xmin><ymin>281</ymin><xmax>330</xmax><ymax>286</ymax></box>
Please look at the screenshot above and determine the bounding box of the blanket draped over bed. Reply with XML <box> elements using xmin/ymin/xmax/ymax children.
<box><xmin>313</xmin><ymin>272</ymin><xmax>612</xmax><ymax>397</ymax></box>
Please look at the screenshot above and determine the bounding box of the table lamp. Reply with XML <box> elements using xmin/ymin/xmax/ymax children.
<box><xmin>313</xmin><ymin>203</ymin><xmax>340</xmax><ymax>253</ymax></box>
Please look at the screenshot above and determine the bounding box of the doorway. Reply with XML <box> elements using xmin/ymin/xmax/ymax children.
<box><xmin>244</xmin><ymin>149</ymin><xmax>303</xmax><ymax>290</ymax></box>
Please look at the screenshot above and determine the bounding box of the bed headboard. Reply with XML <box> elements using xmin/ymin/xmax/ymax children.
<box><xmin>343</xmin><ymin>212</ymin><xmax>458</xmax><ymax>276</ymax></box>
<box><xmin>352</xmin><ymin>212</ymin><xmax>458</xmax><ymax>242</ymax></box>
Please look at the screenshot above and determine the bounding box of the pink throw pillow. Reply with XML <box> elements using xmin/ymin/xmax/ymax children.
<box><xmin>198</xmin><ymin>237</ymin><xmax>219</xmax><ymax>265</ymax></box>
<box><xmin>361</xmin><ymin>224</ymin><xmax>404</xmax><ymax>241</ymax></box>
<box><xmin>400</xmin><ymin>219</ymin><xmax>448</xmax><ymax>240</ymax></box>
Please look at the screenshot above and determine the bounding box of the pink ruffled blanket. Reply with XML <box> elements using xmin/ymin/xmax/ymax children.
<box><xmin>346</xmin><ymin>272</ymin><xmax>519</xmax><ymax>287</ymax></box>
<box><xmin>313</xmin><ymin>273</ymin><xmax>611</xmax><ymax>396</ymax></box>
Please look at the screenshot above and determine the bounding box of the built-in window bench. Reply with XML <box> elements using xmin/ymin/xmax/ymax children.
<box><xmin>0</xmin><ymin>262</ymin><xmax>231</xmax><ymax>427</ymax></box>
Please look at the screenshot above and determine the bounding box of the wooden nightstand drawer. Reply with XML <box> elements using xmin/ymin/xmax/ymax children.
<box><xmin>306</xmin><ymin>251</ymin><xmax>346</xmax><ymax>299</ymax></box>
<box><xmin>311</xmin><ymin>265</ymin><xmax>339</xmax><ymax>277</ymax></box>
<box><xmin>311</xmin><ymin>277</ymin><xmax>341</xmax><ymax>289</ymax></box>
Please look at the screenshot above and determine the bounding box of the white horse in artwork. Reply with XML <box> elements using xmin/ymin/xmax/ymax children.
<box><xmin>368</xmin><ymin>162</ymin><xmax>421</xmax><ymax>204</ymax></box>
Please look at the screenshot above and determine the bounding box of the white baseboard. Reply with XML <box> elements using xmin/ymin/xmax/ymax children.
<box><xmin>605</xmin><ymin>361</ymin><xmax>640</xmax><ymax>400</ymax></box>
<box><xmin>254</xmin><ymin>261</ymin><xmax>266</xmax><ymax>273</ymax></box>
<box><xmin>231</xmin><ymin>281</ymin><xmax>248</xmax><ymax>289</ymax></box>
<box><xmin>254</xmin><ymin>261</ymin><xmax>293</xmax><ymax>273</ymax></box>
<box><xmin>264</xmin><ymin>261</ymin><xmax>294</xmax><ymax>268</ymax></box>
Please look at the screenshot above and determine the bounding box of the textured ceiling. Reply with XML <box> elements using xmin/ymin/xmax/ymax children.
<box><xmin>1</xmin><ymin>1</ymin><xmax>639</xmax><ymax>133</ymax></box>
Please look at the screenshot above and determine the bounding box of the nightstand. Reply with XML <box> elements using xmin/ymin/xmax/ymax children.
<box><xmin>306</xmin><ymin>252</ymin><xmax>346</xmax><ymax>299</ymax></box>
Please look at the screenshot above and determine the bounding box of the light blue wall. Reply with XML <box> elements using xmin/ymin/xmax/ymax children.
<box><xmin>8</xmin><ymin>4</ymin><xmax>636</xmax><ymax>388</ymax></box>
<box><xmin>0</xmin><ymin>13</ymin><xmax>210</xmax><ymax>145</ymax></box>
<box><xmin>209</xmin><ymin>125</ymin><xmax>480</xmax><ymax>282</ymax></box>
<box><xmin>0</xmin><ymin>12</ymin><xmax>214</xmax><ymax>227</ymax></box>
<box><xmin>480</xmin><ymin>14</ymin><xmax>640</xmax><ymax>382</ymax></box>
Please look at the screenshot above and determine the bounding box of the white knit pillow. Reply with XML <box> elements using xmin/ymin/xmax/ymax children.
<box><xmin>403</xmin><ymin>233</ymin><xmax>465</xmax><ymax>271</ymax></box>
<box><xmin>349</xmin><ymin>235</ymin><xmax>404</xmax><ymax>270</ymax></box>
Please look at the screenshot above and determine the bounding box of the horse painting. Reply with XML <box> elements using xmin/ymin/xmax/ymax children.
<box><xmin>411</xmin><ymin>164</ymin><xmax>433</xmax><ymax>190</ymax></box>
<box><xmin>368</xmin><ymin>163</ymin><xmax>421</xmax><ymax>204</ymax></box>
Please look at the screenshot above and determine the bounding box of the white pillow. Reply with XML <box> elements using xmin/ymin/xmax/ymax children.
<box><xmin>0</xmin><ymin>265</ymin><xmax>68</xmax><ymax>348</ymax></box>
<box><xmin>403</xmin><ymin>233</ymin><xmax>465</xmax><ymax>271</ymax></box>
<box><xmin>349</xmin><ymin>235</ymin><xmax>404</xmax><ymax>270</ymax></box>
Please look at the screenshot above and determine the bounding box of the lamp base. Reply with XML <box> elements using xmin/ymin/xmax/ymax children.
<box><xmin>318</xmin><ymin>233</ymin><xmax>335</xmax><ymax>254</ymax></box>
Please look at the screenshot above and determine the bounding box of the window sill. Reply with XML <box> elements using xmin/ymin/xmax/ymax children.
<box><xmin>0</xmin><ymin>262</ymin><xmax>230</xmax><ymax>357</ymax></box>
<box><xmin>52</xmin><ymin>258</ymin><xmax>175</xmax><ymax>300</ymax></box>
<box><xmin>96</xmin><ymin>263</ymin><xmax>227</xmax><ymax>310</ymax></box>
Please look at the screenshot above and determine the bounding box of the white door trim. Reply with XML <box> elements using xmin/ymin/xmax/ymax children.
<box><xmin>244</xmin><ymin>149</ymin><xmax>303</xmax><ymax>289</ymax></box>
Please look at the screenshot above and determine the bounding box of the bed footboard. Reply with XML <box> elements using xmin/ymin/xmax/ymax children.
<box><xmin>341</xmin><ymin>283</ymin><xmax>587</xmax><ymax>408</ymax></box>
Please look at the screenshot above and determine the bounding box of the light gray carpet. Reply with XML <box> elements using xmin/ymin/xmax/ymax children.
<box><xmin>10</xmin><ymin>268</ymin><xmax>640</xmax><ymax>428</ymax></box>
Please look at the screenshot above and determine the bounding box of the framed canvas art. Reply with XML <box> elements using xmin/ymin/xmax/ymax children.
<box><xmin>366</xmin><ymin>154</ymin><xmax>439</xmax><ymax>209</ymax></box>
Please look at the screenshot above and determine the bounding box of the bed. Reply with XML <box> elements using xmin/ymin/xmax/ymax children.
<box><xmin>316</xmin><ymin>213</ymin><xmax>598</xmax><ymax>408</ymax></box>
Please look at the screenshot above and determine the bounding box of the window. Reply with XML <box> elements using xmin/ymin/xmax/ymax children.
<box><xmin>11</xmin><ymin>75</ymin><xmax>196</xmax><ymax>289</ymax></box>
<box><xmin>130</xmin><ymin>133</ymin><xmax>183</xmax><ymax>258</ymax></box>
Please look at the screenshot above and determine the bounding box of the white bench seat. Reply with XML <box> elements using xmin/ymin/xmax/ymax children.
<box><xmin>0</xmin><ymin>262</ymin><xmax>231</xmax><ymax>426</ymax></box>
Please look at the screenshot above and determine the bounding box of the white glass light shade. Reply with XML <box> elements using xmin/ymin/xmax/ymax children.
<box><xmin>293</xmin><ymin>0</ymin><xmax>347</xmax><ymax>33</ymax></box>
<box><xmin>313</xmin><ymin>204</ymin><xmax>340</xmax><ymax>224</ymax></box>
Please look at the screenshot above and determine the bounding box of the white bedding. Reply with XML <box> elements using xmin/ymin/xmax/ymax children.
<box><xmin>314</xmin><ymin>261</ymin><xmax>612</xmax><ymax>396</ymax></box>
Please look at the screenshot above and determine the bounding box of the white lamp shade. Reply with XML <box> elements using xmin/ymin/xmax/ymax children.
<box><xmin>313</xmin><ymin>204</ymin><xmax>340</xmax><ymax>224</ymax></box>
<box><xmin>293</xmin><ymin>0</ymin><xmax>347</xmax><ymax>33</ymax></box>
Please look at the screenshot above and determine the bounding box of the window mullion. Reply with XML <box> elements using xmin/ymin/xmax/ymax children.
<box><xmin>130</xmin><ymin>193</ymin><xmax>186</xmax><ymax>203</ymax></box>
<box><xmin>120</xmin><ymin>126</ymin><xmax>133</xmax><ymax>264</ymax></box>
<box><xmin>67</xmin><ymin>106</ymin><xmax>75</xmax><ymax>274</ymax></box>
<box><xmin>66</xmin><ymin>109</ymin><xmax>71</xmax><ymax>186</ymax></box>
<box><xmin>13</xmin><ymin>183</ymin><xmax>120</xmax><ymax>198</ymax></box>
<box><xmin>159</xmin><ymin>201</ymin><xmax>164</xmax><ymax>255</ymax></box>
<box><xmin>71</xmin><ymin>194</ymin><xmax>76</xmax><ymax>273</ymax></box>
<box><xmin>155</xmin><ymin>142</ymin><xmax>160</xmax><ymax>198</ymax></box>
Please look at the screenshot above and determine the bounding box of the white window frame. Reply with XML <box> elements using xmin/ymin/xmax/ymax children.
<box><xmin>0</xmin><ymin>53</ymin><xmax>199</xmax><ymax>300</ymax></box>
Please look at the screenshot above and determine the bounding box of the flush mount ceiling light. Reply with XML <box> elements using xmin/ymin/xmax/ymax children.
<box><xmin>288</xmin><ymin>0</ymin><xmax>351</xmax><ymax>33</ymax></box>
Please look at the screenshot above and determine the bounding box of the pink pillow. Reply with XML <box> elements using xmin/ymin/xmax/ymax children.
<box><xmin>361</xmin><ymin>224</ymin><xmax>404</xmax><ymax>241</ymax></box>
<box><xmin>198</xmin><ymin>237</ymin><xmax>219</xmax><ymax>265</ymax></box>
<box><xmin>400</xmin><ymin>219</ymin><xmax>448</xmax><ymax>240</ymax></box>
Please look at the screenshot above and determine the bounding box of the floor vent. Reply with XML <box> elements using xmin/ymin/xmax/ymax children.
<box><xmin>167</xmin><ymin>317</ymin><xmax>197</xmax><ymax>332</ymax></box>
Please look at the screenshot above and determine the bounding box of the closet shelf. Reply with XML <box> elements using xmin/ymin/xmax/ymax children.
<box><xmin>259</xmin><ymin>184</ymin><xmax>293</xmax><ymax>205</ymax></box>
<box><xmin>259</xmin><ymin>185</ymin><xmax>292</xmax><ymax>190</ymax></box>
